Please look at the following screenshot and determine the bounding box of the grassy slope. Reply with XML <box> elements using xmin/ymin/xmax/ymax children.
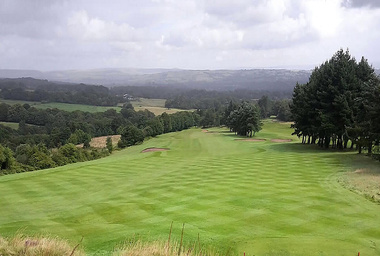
<box><xmin>0</xmin><ymin>99</ymin><xmax>121</xmax><ymax>113</ymax></box>
<box><xmin>0</xmin><ymin>120</ymin><xmax>379</xmax><ymax>255</ymax></box>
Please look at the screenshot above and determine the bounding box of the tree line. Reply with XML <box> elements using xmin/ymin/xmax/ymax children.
<box><xmin>291</xmin><ymin>49</ymin><xmax>380</xmax><ymax>157</ymax></box>
<box><xmin>0</xmin><ymin>103</ymin><xmax>199</xmax><ymax>175</ymax></box>
<box><xmin>0</xmin><ymin>78</ymin><xmax>121</xmax><ymax>106</ymax></box>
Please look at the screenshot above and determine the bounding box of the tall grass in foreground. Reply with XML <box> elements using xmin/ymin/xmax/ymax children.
<box><xmin>114</xmin><ymin>240</ymin><xmax>223</xmax><ymax>256</ymax></box>
<box><xmin>0</xmin><ymin>234</ymin><xmax>84</xmax><ymax>256</ymax></box>
<box><xmin>114</xmin><ymin>223</ymin><xmax>227</xmax><ymax>256</ymax></box>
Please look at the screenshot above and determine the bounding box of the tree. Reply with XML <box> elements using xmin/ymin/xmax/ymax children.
<box><xmin>161</xmin><ymin>112</ymin><xmax>172</xmax><ymax>133</ymax></box>
<box><xmin>106</xmin><ymin>137</ymin><xmax>113</xmax><ymax>153</ymax></box>
<box><xmin>226</xmin><ymin>102</ymin><xmax>262</xmax><ymax>137</ymax></box>
<box><xmin>0</xmin><ymin>144</ymin><xmax>15</xmax><ymax>171</ymax></box>
<box><xmin>291</xmin><ymin>49</ymin><xmax>380</xmax><ymax>151</ymax></box>
<box><xmin>118</xmin><ymin>125</ymin><xmax>144</xmax><ymax>148</ymax></box>
<box><xmin>258</xmin><ymin>95</ymin><xmax>272</xmax><ymax>118</ymax></box>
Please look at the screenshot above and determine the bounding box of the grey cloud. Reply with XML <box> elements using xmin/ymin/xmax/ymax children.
<box><xmin>0</xmin><ymin>0</ymin><xmax>67</xmax><ymax>38</ymax></box>
<box><xmin>344</xmin><ymin>0</ymin><xmax>380</xmax><ymax>8</ymax></box>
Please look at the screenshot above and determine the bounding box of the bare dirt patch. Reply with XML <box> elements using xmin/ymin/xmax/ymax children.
<box><xmin>141</xmin><ymin>147</ymin><xmax>170</xmax><ymax>153</ymax></box>
<box><xmin>271</xmin><ymin>139</ymin><xmax>292</xmax><ymax>143</ymax></box>
<box><xmin>354</xmin><ymin>169</ymin><xmax>369</xmax><ymax>174</ymax></box>
<box><xmin>235</xmin><ymin>138</ymin><xmax>266</xmax><ymax>142</ymax></box>
<box><xmin>201</xmin><ymin>130</ymin><xmax>208</xmax><ymax>133</ymax></box>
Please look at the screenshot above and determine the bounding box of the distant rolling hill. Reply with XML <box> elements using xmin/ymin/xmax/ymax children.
<box><xmin>0</xmin><ymin>68</ymin><xmax>312</xmax><ymax>92</ymax></box>
<box><xmin>0</xmin><ymin>68</ymin><xmax>379</xmax><ymax>92</ymax></box>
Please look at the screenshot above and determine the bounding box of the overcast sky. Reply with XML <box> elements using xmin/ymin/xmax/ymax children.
<box><xmin>0</xmin><ymin>0</ymin><xmax>379</xmax><ymax>71</ymax></box>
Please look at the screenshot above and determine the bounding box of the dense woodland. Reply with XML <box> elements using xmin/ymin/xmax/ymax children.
<box><xmin>291</xmin><ymin>49</ymin><xmax>380</xmax><ymax>157</ymax></box>
<box><xmin>0</xmin><ymin>78</ymin><xmax>121</xmax><ymax>106</ymax></box>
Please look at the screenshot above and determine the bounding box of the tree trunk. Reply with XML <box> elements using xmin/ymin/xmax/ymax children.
<box><xmin>337</xmin><ymin>136</ymin><xmax>343</xmax><ymax>150</ymax></box>
<box><xmin>307</xmin><ymin>136</ymin><xmax>311</xmax><ymax>144</ymax></box>
<box><xmin>324</xmin><ymin>136</ymin><xmax>330</xmax><ymax>149</ymax></box>
<box><xmin>368</xmin><ymin>141</ymin><xmax>373</xmax><ymax>155</ymax></box>
<box><xmin>343</xmin><ymin>138</ymin><xmax>348</xmax><ymax>149</ymax></box>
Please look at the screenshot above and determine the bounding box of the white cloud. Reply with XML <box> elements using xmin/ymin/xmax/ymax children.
<box><xmin>67</xmin><ymin>10</ymin><xmax>142</xmax><ymax>42</ymax></box>
<box><xmin>0</xmin><ymin>0</ymin><xmax>379</xmax><ymax>70</ymax></box>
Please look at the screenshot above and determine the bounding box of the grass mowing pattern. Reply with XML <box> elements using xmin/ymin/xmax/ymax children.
<box><xmin>0</xmin><ymin>121</ymin><xmax>379</xmax><ymax>255</ymax></box>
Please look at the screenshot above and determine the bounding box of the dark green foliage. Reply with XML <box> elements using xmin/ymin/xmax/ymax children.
<box><xmin>200</xmin><ymin>109</ymin><xmax>216</xmax><ymax>128</ymax></box>
<box><xmin>226</xmin><ymin>102</ymin><xmax>262</xmax><ymax>137</ymax></box>
<box><xmin>106</xmin><ymin>137</ymin><xmax>113</xmax><ymax>153</ymax></box>
<box><xmin>0</xmin><ymin>77</ymin><xmax>121</xmax><ymax>106</ymax></box>
<box><xmin>258</xmin><ymin>95</ymin><xmax>273</xmax><ymax>118</ymax></box>
<box><xmin>160</xmin><ymin>112</ymin><xmax>172</xmax><ymax>133</ymax></box>
<box><xmin>291</xmin><ymin>49</ymin><xmax>380</xmax><ymax>154</ymax></box>
<box><xmin>118</xmin><ymin>125</ymin><xmax>144</xmax><ymax>148</ymax></box>
<box><xmin>68</xmin><ymin>129</ymin><xmax>92</xmax><ymax>146</ymax></box>
<box><xmin>164</xmin><ymin>89</ymin><xmax>291</xmax><ymax>110</ymax></box>
<box><xmin>273</xmin><ymin>100</ymin><xmax>292</xmax><ymax>121</ymax></box>
<box><xmin>0</xmin><ymin>144</ymin><xmax>15</xmax><ymax>171</ymax></box>
<box><xmin>146</xmin><ymin>118</ymin><xmax>164</xmax><ymax>137</ymax></box>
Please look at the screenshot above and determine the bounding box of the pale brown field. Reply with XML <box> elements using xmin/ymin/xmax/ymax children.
<box><xmin>77</xmin><ymin>135</ymin><xmax>121</xmax><ymax>148</ymax></box>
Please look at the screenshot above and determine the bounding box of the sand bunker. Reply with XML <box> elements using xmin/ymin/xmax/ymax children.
<box><xmin>235</xmin><ymin>138</ymin><xmax>266</xmax><ymax>142</ymax></box>
<box><xmin>354</xmin><ymin>169</ymin><xmax>372</xmax><ymax>174</ymax></box>
<box><xmin>141</xmin><ymin>147</ymin><xmax>170</xmax><ymax>153</ymax></box>
<box><xmin>271</xmin><ymin>139</ymin><xmax>292</xmax><ymax>142</ymax></box>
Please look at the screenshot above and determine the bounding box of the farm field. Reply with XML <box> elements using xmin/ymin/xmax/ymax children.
<box><xmin>0</xmin><ymin>99</ymin><xmax>121</xmax><ymax>113</ymax></box>
<box><xmin>0</xmin><ymin>120</ymin><xmax>379</xmax><ymax>255</ymax></box>
<box><xmin>0</xmin><ymin>98</ymin><xmax>188</xmax><ymax>115</ymax></box>
<box><xmin>130</xmin><ymin>98</ymin><xmax>193</xmax><ymax>115</ymax></box>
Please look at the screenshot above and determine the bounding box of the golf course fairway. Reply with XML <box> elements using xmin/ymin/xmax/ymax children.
<box><xmin>0</xmin><ymin>120</ymin><xmax>379</xmax><ymax>255</ymax></box>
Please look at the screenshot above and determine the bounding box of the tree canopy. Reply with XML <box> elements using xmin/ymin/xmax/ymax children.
<box><xmin>291</xmin><ymin>49</ymin><xmax>380</xmax><ymax>155</ymax></box>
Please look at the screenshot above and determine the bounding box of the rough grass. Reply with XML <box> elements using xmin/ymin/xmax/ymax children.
<box><xmin>114</xmin><ymin>240</ymin><xmax>221</xmax><ymax>256</ymax></box>
<box><xmin>338</xmin><ymin>154</ymin><xmax>380</xmax><ymax>203</ymax></box>
<box><xmin>130</xmin><ymin>98</ymin><xmax>193</xmax><ymax>115</ymax></box>
<box><xmin>0</xmin><ymin>234</ymin><xmax>84</xmax><ymax>256</ymax></box>
<box><xmin>0</xmin><ymin>120</ymin><xmax>379</xmax><ymax>255</ymax></box>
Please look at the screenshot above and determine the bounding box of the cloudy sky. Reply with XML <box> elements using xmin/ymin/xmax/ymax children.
<box><xmin>0</xmin><ymin>0</ymin><xmax>379</xmax><ymax>71</ymax></box>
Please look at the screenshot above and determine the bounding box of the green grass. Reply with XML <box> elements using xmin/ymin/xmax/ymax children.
<box><xmin>0</xmin><ymin>121</ymin><xmax>379</xmax><ymax>255</ymax></box>
<box><xmin>0</xmin><ymin>99</ymin><xmax>121</xmax><ymax>113</ymax></box>
<box><xmin>0</xmin><ymin>121</ymin><xmax>19</xmax><ymax>129</ymax></box>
